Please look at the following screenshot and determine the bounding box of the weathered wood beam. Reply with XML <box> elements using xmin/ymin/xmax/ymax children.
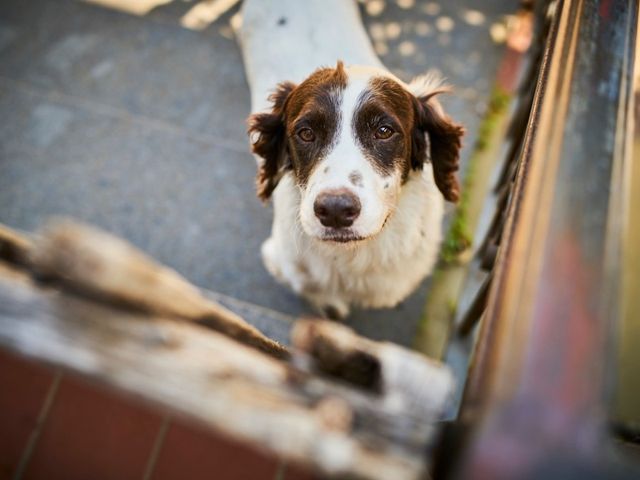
<box><xmin>0</xmin><ymin>219</ymin><xmax>455</xmax><ymax>479</ymax></box>
<box><xmin>293</xmin><ymin>319</ymin><xmax>453</xmax><ymax>417</ymax></box>
<box><xmin>0</xmin><ymin>267</ymin><xmax>448</xmax><ymax>480</ymax></box>
<box><xmin>0</xmin><ymin>220</ymin><xmax>287</xmax><ymax>359</ymax></box>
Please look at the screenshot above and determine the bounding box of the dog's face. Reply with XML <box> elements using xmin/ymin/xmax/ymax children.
<box><xmin>249</xmin><ymin>62</ymin><xmax>463</xmax><ymax>244</ymax></box>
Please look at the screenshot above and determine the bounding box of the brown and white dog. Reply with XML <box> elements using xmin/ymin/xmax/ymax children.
<box><xmin>240</xmin><ymin>1</ymin><xmax>464</xmax><ymax>319</ymax></box>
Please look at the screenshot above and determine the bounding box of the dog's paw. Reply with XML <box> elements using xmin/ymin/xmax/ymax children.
<box><xmin>261</xmin><ymin>237</ymin><xmax>285</xmax><ymax>281</ymax></box>
<box><xmin>320</xmin><ymin>301</ymin><xmax>350</xmax><ymax>321</ymax></box>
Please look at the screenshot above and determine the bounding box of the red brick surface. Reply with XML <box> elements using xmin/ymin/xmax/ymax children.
<box><xmin>0</xmin><ymin>350</ymin><xmax>56</xmax><ymax>480</ymax></box>
<box><xmin>0</xmin><ymin>349</ymin><xmax>300</xmax><ymax>480</ymax></box>
<box><xmin>150</xmin><ymin>421</ymin><xmax>279</xmax><ymax>480</ymax></box>
<box><xmin>282</xmin><ymin>462</ymin><xmax>318</xmax><ymax>480</ymax></box>
<box><xmin>22</xmin><ymin>376</ymin><xmax>162</xmax><ymax>480</ymax></box>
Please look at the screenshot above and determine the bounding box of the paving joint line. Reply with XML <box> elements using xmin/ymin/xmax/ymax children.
<box><xmin>0</xmin><ymin>75</ymin><xmax>251</xmax><ymax>154</ymax></box>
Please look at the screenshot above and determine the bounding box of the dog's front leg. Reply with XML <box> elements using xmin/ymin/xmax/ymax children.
<box><xmin>260</xmin><ymin>236</ymin><xmax>307</xmax><ymax>294</ymax></box>
<box><xmin>263</xmin><ymin>237</ymin><xmax>351</xmax><ymax>319</ymax></box>
<box><xmin>304</xmin><ymin>292</ymin><xmax>350</xmax><ymax>321</ymax></box>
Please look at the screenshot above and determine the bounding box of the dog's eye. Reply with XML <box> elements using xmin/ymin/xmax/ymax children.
<box><xmin>297</xmin><ymin>128</ymin><xmax>316</xmax><ymax>142</ymax></box>
<box><xmin>374</xmin><ymin>125</ymin><xmax>394</xmax><ymax>140</ymax></box>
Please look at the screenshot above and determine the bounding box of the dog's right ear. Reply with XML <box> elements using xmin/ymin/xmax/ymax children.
<box><xmin>248</xmin><ymin>81</ymin><xmax>297</xmax><ymax>201</ymax></box>
<box><xmin>408</xmin><ymin>73</ymin><xmax>464</xmax><ymax>203</ymax></box>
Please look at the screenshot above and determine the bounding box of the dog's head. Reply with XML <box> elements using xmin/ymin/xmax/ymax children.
<box><xmin>248</xmin><ymin>62</ymin><xmax>464</xmax><ymax>244</ymax></box>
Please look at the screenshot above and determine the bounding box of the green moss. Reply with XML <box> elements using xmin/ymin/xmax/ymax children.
<box><xmin>415</xmin><ymin>86</ymin><xmax>513</xmax><ymax>357</ymax></box>
<box><xmin>440</xmin><ymin>86</ymin><xmax>511</xmax><ymax>265</ymax></box>
<box><xmin>446</xmin><ymin>298</ymin><xmax>458</xmax><ymax>316</ymax></box>
<box><xmin>441</xmin><ymin>207</ymin><xmax>472</xmax><ymax>264</ymax></box>
<box><xmin>476</xmin><ymin>88</ymin><xmax>510</xmax><ymax>152</ymax></box>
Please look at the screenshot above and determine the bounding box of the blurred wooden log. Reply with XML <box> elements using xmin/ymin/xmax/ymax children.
<box><xmin>0</xmin><ymin>272</ymin><xmax>385</xmax><ymax>478</ymax></box>
<box><xmin>0</xmin><ymin>220</ymin><xmax>287</xmax><ymax>359</ymax></box>
<box><xmin>0</xmin><ymin>264</ymin><xmax>452</xmax><ymax>480</ymax></box>
<box><xmin>0</xmin><ymin>224</ymin><xmax>32</xmax><ymax>267</ymax></box>
<box><xmin>0</xmin><ymin>219</ymin><xmax>455</xmax><ymax>479</ymax></box>
<box><xmin>292</xmin><ymin>320</ymin><xmax>454</xmax><ymax>455</ymax></box>
<box><xmin>293</xmin><ymin>320</ymin><xmax>454</xmax><ymax>416</ymax></box>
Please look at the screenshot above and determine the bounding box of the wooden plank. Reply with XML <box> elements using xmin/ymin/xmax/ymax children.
<box><xmin>0</xmin><ymin>272</ymin><xmax>446</xmax><ymax>480</ymax></box>
<box><xmin>0</xmin><ymin>219</ymin><xmax>455</xmax><ymax>480</ymax></box>
<box><xmin>1</xmin><ymin>220</ymin><xmax>287</xmax><ymax>359</ymax></box>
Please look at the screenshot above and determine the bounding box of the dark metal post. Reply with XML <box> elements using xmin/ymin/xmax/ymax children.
<box><xmin>450</xmin><ymin>1</ymin><xmax>639</xmax><ymax>478</ymax></box>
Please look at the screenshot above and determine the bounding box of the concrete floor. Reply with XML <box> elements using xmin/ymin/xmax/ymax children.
<box><xmin>0</xmin><ymin>0</ymin><xmax>517</xmax><ymax>346</ymax></box>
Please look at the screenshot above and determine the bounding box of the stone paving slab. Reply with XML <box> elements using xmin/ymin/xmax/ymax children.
<box><xmin>0</xmin><ymin>0</ymin><xmax>516</xmax><ymax>347</ymax></box>
<box><xmin>0</xmin><ymin>0</ymin><xmax>250</xmax><ymax>148</ymax></box>
<box><xmin>0</xmin><ymin>77</ymin><xmax>307</xmax><ymax>315</ymax></box>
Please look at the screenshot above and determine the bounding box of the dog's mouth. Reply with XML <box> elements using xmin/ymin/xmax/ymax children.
<box><xmin>319</xmin><ymin>228</ymin><xmax>367</xmax><ymax>244</ymax></box>
<box><xmin>317</xmin><ymin>214</ymin><xmax>392</xmax><ymax>244</ymax></box>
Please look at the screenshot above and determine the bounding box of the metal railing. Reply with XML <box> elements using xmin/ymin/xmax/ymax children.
<box><xmin>437</xmin><ymin>0</ymin><xmax>640</xmax><ymax>478</ymax></box>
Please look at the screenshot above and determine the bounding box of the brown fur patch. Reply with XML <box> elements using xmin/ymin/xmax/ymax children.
<box><xmin>353</xmin><ymin>77</ymin><xmax>416</xmax><ymax>180</ymax></box>
<box><xmin>348</xmin><ymin>171</ymin><xmax>364</xmax><ymax>187</ymax></box>
<box><xmin>248</xmin><ymin>81</ymin><xmax>296</xmax><ymax>201</ymax></box>
<box><xmin>247</xmin><ymin>62</ymin><xmax>348</xmax><ymax>199</ymax></box>
<box><xmin>352</xmin><ymin>75</ymin><xmax>463</xmax><ymax>201</ymax></box>
<box><xmin>283</xmin><ymin>62</ymin><xmax>347</xmax><ymax>186</ymax></box>
<box><xmin>411</xmin><ymin>94</ymin><xmax>464</xmax><ymax>202</ymax></box>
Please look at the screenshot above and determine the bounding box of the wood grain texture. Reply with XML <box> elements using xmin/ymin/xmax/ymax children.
<box><xmin>0</xmin><ymin>219</ymin><xmax>454</xmax><ymax>479</ymax></box>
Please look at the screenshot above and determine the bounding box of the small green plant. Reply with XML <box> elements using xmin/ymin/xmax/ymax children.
<box><xmin>440</xmin><ymin>86</ymin><xmax>511</xmax><ymax>265</ymax></box>
<box><xmin>441</xmin><ymin>204</ymin><xmax>472</xmax><ymax>263</ymax></box>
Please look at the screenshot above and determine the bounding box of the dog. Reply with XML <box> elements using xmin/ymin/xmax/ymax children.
<box><xmin>247</xmin><ymin>61</ymin><xmax>463</xmax><ymax>319</ymax></box>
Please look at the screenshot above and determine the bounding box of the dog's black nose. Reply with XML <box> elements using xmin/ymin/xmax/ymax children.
<box><xmin>314</xmin><ymin>190</ymin><xmax>361</xmax><ymax>228</ymax></box>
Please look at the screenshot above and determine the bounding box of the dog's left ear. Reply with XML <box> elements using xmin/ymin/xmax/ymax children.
<box><xmin>248</xmin><ymin>81</ymin><xmax>297</xmax><ymax>201</ymax></box>
<box><xmin>409</xmin><ymin>75</ymin><xmax>464</xmax><ymax>203</ymax></box>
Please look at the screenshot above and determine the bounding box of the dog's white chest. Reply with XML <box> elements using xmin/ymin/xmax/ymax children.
<box><xmin>262</xmin><ymin>169</ymin><xmax>443</xmax><ymax>317</ymax></box>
